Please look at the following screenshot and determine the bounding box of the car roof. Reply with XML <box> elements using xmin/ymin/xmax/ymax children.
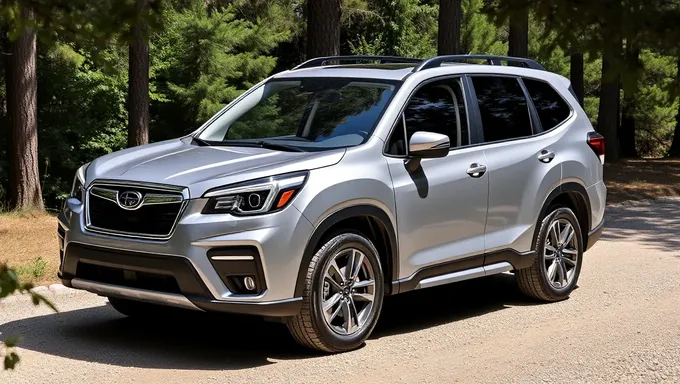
<box><xmin>272</xmin><ymin>62</ymin><xmax>553</xmax><ymax>82</ymax></box>
<box><xmin>273</xmin><ymin>64</ymin><xmax>416</xmax><ymax>81</ymax></box>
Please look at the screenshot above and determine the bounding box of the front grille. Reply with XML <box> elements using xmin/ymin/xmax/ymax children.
<box><xmin>77</xmin><ymin>262</ymin><xmax>181</xmax><ymax>294</ymax></box>
<box><xmin>86</xmin><ymin>183</ymin><xmax>184</xmax><ymax>238</ymax></box>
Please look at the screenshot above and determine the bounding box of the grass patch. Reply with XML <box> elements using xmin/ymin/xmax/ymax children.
<box><xmin>14</xmin><ymin>256</ymin><xmax>48</xmax><ymax>280</ymax></box>
<box><xmin>0</xmin><ymin>212</ymin><xmax>59</xmax><ymax>285</ymax></box>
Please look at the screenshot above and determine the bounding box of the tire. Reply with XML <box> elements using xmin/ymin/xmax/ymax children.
<box><xmin>517</xmin><ymin>207</ymin><xmax>584</xmax><ymax>302</ymax></box>
<box><xmin>286</xmin><ymin>232</ymin><xmax>384</xmax><ymax>353</ymax></box>
<box><xmin>108</xmin><ymin>296</ymin><xmax>169</xmax><ymax>318</ymax></box>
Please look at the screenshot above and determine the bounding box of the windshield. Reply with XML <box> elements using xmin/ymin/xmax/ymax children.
<box><xmin>197</xmin><ymin>78</ymin><xmax>398</xmax><ymax>151</ymax></box>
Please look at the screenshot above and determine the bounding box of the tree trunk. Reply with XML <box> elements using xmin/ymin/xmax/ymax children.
<box><xmin>669</xmin><ymin>58</ymin><xmax>680</xmax><ymax>157</ymax></box>
<box><xmin>438</xmin><ymin>0</ymin><xmax>462</xmax><ymax>55</ymax></box>
<box><xmin>619</xmin><ymin>48</ymin><xmax>640</xmax><ymax>158</ymax></box>
<box><xmin>508</xmin><ymin>7</ymin><xmax>528</xmax><ymax>58</ymax></box>
<box><xmin>306</xmin><ymin>0</ymin><xmax>341</xmax><ymax>58</ymax></box>
<box><xmin>570</xmin><ymin>52</ymin><xmax>584</xmax><ymax>106</ymax></box>
<box><xmin>597</xmin><ymin>46</ymin><xmax>621</xmax><ymax>162</ymax></box>
<box><xmin>4</xmin><ymin>6</ymin><xmax>43</xmax><ymax>211</ymax></box>
<box><xmin>127</xmin><ymin>0</ymin><xmax>150</xmax><ymax>148</ymax></box>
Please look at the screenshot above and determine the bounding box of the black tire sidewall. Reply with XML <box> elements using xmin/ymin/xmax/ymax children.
<box><xmin>309</xmin><ymin>233</ymin><xmax>384</xmax><ymax>351</ymax></box>
<box><xmin>536</xmin><ymin>208</ymin><xmax>584</xmax><ymax>300</ymax></box>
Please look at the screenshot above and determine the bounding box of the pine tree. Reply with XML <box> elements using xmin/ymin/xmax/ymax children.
<box><xmin>508</xmin><ymin>6</ymin><xmax>528</xmax><ymax>58</ymax></box>
<box><xmin>4</xmin><ymin>3</ymin><xmax>43</xmax><ymax>210</ymax></box>
<box><xmin>307</xmin><ymin>0</ymin><xmax>342</xmax><ymax>58</ymax></box>
<box><xmin>438</xmin><ymin>0</ymin><xmax>462</xmax><ymax>55</ymax></box>
<box><xmin>152</xmin><ymin>0</ymin><xmax>289</xmax><ymax>136</ymax></box>
<box><xmin>128</xmin><ymin>0</ymin><xmax>150</xmax><ymax>148</ymax></box>
<box><xmin>669</xmin><ymin>58</ymin><xmax>680</xmax><ymax>157</ymax></box>
<box><xmin>570</xmin><ymin>52</ymin><xmax>584</xmax><ymax>106</ymax></box>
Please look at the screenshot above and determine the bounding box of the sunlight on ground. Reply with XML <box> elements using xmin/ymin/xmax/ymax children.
<box><xmin>0</xmin><ymin>212</ymin><xmax>59</xmax><ymax>285</ymax></box>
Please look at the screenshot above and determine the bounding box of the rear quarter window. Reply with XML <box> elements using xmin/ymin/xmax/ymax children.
<box><xmin>523</xmin><ymin>78</ymin><xmax>571</xmax><ymax>131</ymax></box>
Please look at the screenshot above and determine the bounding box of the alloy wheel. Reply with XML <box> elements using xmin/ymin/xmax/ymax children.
<box><xmin>543</xmin><ymin>218</ymin><xmax>579</xmax><ymax>289</ymax></box>
<box><xmin>319</xmin><ymin>248</ymin><xmax>376</xmax><ymax>336</ymax></box>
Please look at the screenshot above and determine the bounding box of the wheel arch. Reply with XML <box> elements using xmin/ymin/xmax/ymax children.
<box><xmin>533</xmin><ymin>182</ymin><xmax>591</xmax><ymax>250</ymax></box>
<box><xmin>294</xmin><ymin>205</ymin><xmax>399</xmax><ymax>297</ymax></box>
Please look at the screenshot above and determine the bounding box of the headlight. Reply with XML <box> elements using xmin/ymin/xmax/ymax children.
<box><xmin>70</xmin><ymin>163</ymin><xmax>89</xmax><ymax>202</ymax></box>
<box><xmin>202</xmin><ymin>171</ymin><xmax>308</xmax><ymax>215</ymax></box>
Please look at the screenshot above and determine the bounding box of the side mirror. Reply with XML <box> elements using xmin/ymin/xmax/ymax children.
<box><xmin>404</xmin><ymin>131</ymin><xmax>450</xmax><ymax>172</ymax></box>
<box><xmin>408</xmin><ymin>131</ymin><xmax>450</xmax><ymax>158</ymax></box>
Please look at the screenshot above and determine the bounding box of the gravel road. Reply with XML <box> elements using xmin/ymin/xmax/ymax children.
<box><xmin>2</xmin><ymin>199</ymin><xmax>680</xmax><ymax>384</ymax></box>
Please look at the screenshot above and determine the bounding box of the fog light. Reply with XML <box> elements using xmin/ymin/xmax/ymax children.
<box><xmin>244</xmin><ymin>276</ymin><xmax>256</xmax><ymax>291</ymax></box>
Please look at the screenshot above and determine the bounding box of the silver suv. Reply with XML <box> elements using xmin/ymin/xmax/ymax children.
<box><xmin>58</xmin><ymin>55</ymin><xmax>606</xmax><ymax>352</ymax></box>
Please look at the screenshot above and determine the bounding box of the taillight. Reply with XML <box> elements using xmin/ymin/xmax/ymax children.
<box><xmin>587</xmin><ymin>132</ymin><xmax>605</xmax><ymax>164</ymax></box>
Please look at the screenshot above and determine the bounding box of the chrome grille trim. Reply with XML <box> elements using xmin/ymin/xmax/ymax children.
<box><xmin>84</xmin><ymin>180</ymin><xmax>190</xmax><ymax>241</ymax></box>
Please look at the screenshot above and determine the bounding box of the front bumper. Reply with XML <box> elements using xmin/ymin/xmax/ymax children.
<box><xmin>58</xmin><ymin>195</ymin><xmax>313</xmax><ymax>317</ymax></box>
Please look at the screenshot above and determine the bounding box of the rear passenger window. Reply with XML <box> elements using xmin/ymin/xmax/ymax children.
<box><xmin>523</xmin><ymin>78</ymin><xmax>571</xmax><ymax>130</ymax></box>
<box><xmin>471</xmin><ymin>76</ymin><xmax>532</xmax><ymax>142</ymax></box>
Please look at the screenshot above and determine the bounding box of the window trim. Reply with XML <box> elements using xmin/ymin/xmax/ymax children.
<box><xmin>383</xmin><ymin>75</ymin><xmax>473</xmax><ymax>158</ymax></box>
<box><xmin>517</xmin><ymin>77</ymin><xmax>542</xmax><ymax>134</ymax></box>
<box><xmin>521</xmin><ymin>76</ymin><xmax>574</xmax><ymax>133</ymax></box>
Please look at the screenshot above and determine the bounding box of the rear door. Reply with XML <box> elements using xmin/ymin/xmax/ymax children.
<box><xmin>467</xmin><ymin>75</ymin><xmax>563</xmax><ymax>258</ymax></box>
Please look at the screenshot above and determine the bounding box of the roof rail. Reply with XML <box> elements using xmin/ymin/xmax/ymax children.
<box><xmin>412</xmin><ymin>55</ymin><xmax>545</xmax><ymax>72</ymax></box>
<box><xmin>293</xmin><ymin>55</ymin><xmax>423</xmax><ymax>70</ymax></box>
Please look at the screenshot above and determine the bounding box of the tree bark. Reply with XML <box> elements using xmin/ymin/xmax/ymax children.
<box><xmin>619</xmin><ymin>48</ymin><xmax>640</xmax><ymax>158</ymax></box>
<box><xmin>669</xmin><ymin>58</ymin><xmax>680</xmax><ymax>157</ymax></box>
<box><xmin>4</xmin><ymin>6</ymin><xmax>44</xmax><ymax>211</ymax></box>
<box><xmin>127</xmin><ymin>0</ymin><xmax>150</xmax><ymax>148</ymax></box>
<box><xmin>508</xmin><ymin>7</ymin><xmax>528</xmax><ymax>58</ymax></box>
<box><xmin>306</xmin><ymin>0</ymin><xmax>341</xmax><ymax>58</ymax></box>
<box><xmin>570</xmin><ymin>52</ymin><xmax>584</xmax><ymax>106</ymax></box>
<box><xmin>438</xmin><ymin>0</ymin><xmax>462</xmax><ymax>55</ymax></box>
<box><xmin>597</xmin><ymin>45</ymin><xmax>621</xmax><ymax>162</ymax></box>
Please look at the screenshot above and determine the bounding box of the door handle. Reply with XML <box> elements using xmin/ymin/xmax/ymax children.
<box><xmin>537</xmin><ymin>150</ymin><xmax>555</xmax><ymax>163</ymax></box>
<box><xmin>466</xmin><ymin>163</ymin><xmax>487</xmax><ymax>178</ymax></box>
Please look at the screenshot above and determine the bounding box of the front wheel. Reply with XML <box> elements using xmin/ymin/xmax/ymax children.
<box><xmin>286</xmin><ymin>232</ymin><xmax>384</xmax><ymax>353</ymax></box>
<box><xmin>517</xmin><ymin>207</ymin><xmax>584</xmax><ymax>302</ymax></box>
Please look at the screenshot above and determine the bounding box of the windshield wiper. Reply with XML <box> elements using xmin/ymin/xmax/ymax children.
<box><xmin>191</xmin><ymin>136</ymin><xmax>211</xmax><ymax>146</ymax></box>
<box><xmin>217</xmin><ymin>140</ymin><xmax>306</xmax><ymax>152</ymax></box>
<box><xmin>260</xmin><ymin>141</ymin><xmax>306</xmax><ymax>152</ymax></box>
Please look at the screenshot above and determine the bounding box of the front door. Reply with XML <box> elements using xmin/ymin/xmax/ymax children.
<box><xmin>384</xmin><ymin>77</ymin><xmax>489</xmax><ymax>284</ymax></box>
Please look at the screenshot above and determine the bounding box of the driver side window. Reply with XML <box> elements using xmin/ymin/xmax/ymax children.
<box><xmin>387</xmin><ymin>78</ymin><xmax>469</xmax><ymax>156</ymax></box>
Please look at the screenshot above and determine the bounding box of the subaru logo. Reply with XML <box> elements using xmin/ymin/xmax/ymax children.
<box><xmin>118</xmin><ymin>191</ymin><xmax>143</xmax><ymax>210</ymax></box>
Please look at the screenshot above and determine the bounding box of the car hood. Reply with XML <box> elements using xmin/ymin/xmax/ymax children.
<box><xmin>84</xmin><ymin>137</ymin><xmax>345</xmax><ymax>197</ymax></box>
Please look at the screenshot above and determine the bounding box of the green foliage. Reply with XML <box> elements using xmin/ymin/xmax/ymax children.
<box><xmin>461</xmin><ymin>0</ymin><xmax>506</xmax><ymax>55</ymax></box>
<box><xmin>632</xmin><ymin>51</ymin><xmax>678</xmax><ymax>157</ymax></box>
<box><xmin>37</xmin><ymin>43</ymin><xmax>128</xmax><ymax>208</ymax></box>
<box><xmin>15</xmin><ymin>256</ymin><xmax>47</xmax><ymax>279</ymax></box>
<box><xmin>0</xmin><ymin>263</ymin><xmax>57</xmax><ymax>370</ymax></box>
<box><xmin>150</xmin><ymin>0</ymin><xmax>289</xmax><ymax>140</ymax></box>
<box><xmin>348</xmin><ymin>0</ymin><xmax>438</xmax><ymax>57</ymax></box>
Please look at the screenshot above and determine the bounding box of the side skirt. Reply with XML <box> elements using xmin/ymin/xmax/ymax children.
<box><xmin>394</xmin><ymin>249</ymin><xmax>536</xmax><ymax>294</ymax></box>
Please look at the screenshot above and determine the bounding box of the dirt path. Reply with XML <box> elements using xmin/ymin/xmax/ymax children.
<box><xmin>2</xmin><ymin>199</ymin><xmax>680</xmax><ymax>383</ymax></box>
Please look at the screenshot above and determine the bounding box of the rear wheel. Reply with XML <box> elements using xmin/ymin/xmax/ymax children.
<box><xmin>517</xmin><ymin>207</ymin><xmax>583</xmax><ymax>302</ymax></box>
<box><xmin>286</xmin><ymin>232</ymin><xmax>384</xmax><ymax>353</ymax></box>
